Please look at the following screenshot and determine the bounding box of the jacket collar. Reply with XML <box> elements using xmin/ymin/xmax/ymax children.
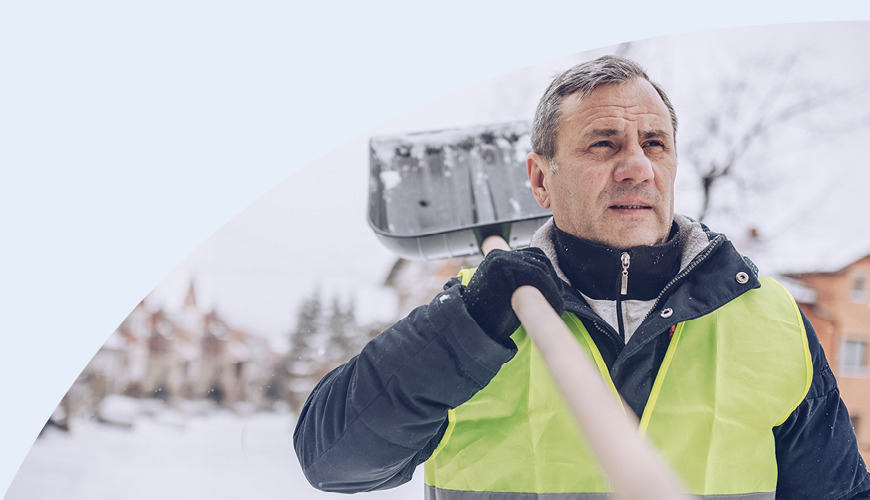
<box><xmin>553</xmin><ymin>223</ymin><xmax>683</xmax><ymax>301</ymax></box>
<box><xmin>531</xmin><ymin>214</ymin><xmax>718</xmax><ymax>282</ymax></box>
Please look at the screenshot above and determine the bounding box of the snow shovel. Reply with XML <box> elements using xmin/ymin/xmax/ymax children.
<box><xmin>368</xmin><ymin>120</ymin><xmax>551</xmax><ymax>261</ymax></box>
<box><xmin>368</xmin><ymin>122</ymin><xmax>690</xmax><ymax>500</ymax></box>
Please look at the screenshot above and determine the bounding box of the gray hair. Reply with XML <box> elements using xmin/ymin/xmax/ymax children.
<box><xmin>531</xmin><ymin>55</ymin><xmax>677</xmax><ymax>161</ymax></box>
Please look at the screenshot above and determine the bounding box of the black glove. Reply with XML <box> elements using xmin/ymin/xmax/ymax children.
<box><xmin>461</xmin><ymin>247</ymin><xmax>565</xmax><ymax>346</ymax></box>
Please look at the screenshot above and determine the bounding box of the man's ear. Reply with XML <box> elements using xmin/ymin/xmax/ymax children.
<box><xmin>527</xmin><ymin>153</ymin><xmax>551</xmax><ymax>209</ymax></box>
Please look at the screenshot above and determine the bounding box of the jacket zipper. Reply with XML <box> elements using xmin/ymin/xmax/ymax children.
<box><xmin>620</xmin><ymin>252</ymin><xmax>630</xmax><ymax>295</ymax></box>
<box><xmin>616</xmin><ymin>252</ymin><xmax>630</xmax><ymax>339</ymax></box>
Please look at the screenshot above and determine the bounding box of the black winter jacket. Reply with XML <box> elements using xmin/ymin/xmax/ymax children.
<box><xmin>294</xmin><ymin>216</ymin><xmax>870</xmax><ymax>498</ymax></box>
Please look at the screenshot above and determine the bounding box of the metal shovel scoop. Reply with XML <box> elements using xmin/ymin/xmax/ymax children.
<box><xmin>368</xmin><ymin>120</ymin><xmax>550</xmax><ymax>260</ymax></box>
<box><xmin>367</xmin><ymin>121</ymin><xmax>689</xmax><ymax>500</ymax></box>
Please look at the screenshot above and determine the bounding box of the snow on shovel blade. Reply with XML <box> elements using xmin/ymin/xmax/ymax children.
<box><xmin>368</xmin><ymin>120</ymin><xmax>551</xmax><ymax>261</ymax></box>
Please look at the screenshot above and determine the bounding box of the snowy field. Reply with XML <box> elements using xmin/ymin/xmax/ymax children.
<box><xmin>4</xmin><ymin>401</ymin><xmax>422</xmax><ymax>500</ymax></box>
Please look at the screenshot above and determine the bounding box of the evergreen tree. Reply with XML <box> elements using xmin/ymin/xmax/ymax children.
<box><xmin>326</xmin><ymin>295</ymin><xmax>361</xmax><ymax>364</ymax></box>
<box><xmin>284</xmin><ymin>290</ymin><xmax>383</xmax><ymax>413</ymax></box>
<box><xmin>285</xmin><ymin>289</ymin><xmax>330</xmax><ymax>412</ymax></box>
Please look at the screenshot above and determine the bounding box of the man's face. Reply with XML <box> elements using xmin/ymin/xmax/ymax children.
<box><xmin>527</xmin><ymin>78</ymin><xmax>677</xmax><ymax>250</ymax></box>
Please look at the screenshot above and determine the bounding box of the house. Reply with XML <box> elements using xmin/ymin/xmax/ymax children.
<box><xmin>65</xmin><ymin>281</ymin><xmax>276</xmax><ymax>419</ymax></box>
<box><xmin>383</xmin><ymin>256</ymin><xmax>481</xmax><ymax>318</ymax></box>
<box><xmin>787</xmin><ymin>253</ymin><xmax>870</xmax><ymax>461</ymax></box>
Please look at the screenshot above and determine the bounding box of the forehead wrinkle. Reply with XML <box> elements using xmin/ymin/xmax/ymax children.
<box><xmin>641</xmin><ymin>129</ymin><xmax>672</xmax><ymax>140</ymax></box>
<box><xmin>581</xmin><ymin>128</ymin><xmax>620</xmax><ymax>140</ymax></box>
<box><xmin>573</xmin><ymin>108</ymin><xmax>670</xmax><ymax>132</ymax></box>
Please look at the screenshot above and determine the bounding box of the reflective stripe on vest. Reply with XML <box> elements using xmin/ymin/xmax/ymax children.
<box><xmin>424</xmin><ymin>277</ymin><xmax>811</xmax><ymax>499</ymax></box>
<box><xmin>424</xmin><ymin>485</ymin><xmax>775</xmax><ymax>500</ymax></box>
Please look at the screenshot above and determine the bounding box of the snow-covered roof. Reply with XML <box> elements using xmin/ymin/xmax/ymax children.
<box><xmin>783</xmin><ymin>251</ymin><xmax>870</xmax><ymax>277</ymax></box>
<box><xmin>774</xmin><ymin>275</ymin><xmax>819</xmax><ymax>304</ymax></box>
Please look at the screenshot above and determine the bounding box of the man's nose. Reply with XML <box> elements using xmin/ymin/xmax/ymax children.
<box><xmin>613</xmin><ymin>143</ymin><xmax>654</xmax><ymax>184</ymax></box>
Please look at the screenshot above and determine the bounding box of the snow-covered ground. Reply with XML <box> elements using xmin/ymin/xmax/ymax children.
<box><xmin>4</xmin><ymin>400</ymin><xmax>421</xmax><ymax>500</ymax></box>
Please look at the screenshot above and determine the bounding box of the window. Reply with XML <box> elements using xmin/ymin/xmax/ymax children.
<box><xmin>853</xmin><ymin>275</ymin><xmax>867</xmax><ymax>302</ymax></box>
<box><xmin>840</xmin><ymin>339</ymin><xmax>868</xmax><ymax>377</ymax></box>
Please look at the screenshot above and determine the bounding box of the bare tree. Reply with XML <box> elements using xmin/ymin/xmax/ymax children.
<box><xmin>679</xmin><ymin>51</ymin><xmax>870</xmax><ymax>223</ymax></box>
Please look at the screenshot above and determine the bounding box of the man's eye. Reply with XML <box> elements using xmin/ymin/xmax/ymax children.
<box><xmin>591</xmin><ymin>141</ymin><xmax>613</xmax><ymax>148</ymax></box>
<box><xmin>643</xmin><ymin>140</ymin><xmax>664</xmax><ymax>148</ymax></box>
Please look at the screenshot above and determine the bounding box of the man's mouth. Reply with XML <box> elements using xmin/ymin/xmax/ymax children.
<box><xmin>610</xmin><ymin>205</ymin><xmax>651</xmax><ymax>210</ymax></box>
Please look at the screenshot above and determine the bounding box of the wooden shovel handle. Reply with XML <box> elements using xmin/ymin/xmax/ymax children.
<box><xmin>481</xmin><ymin>235</ymin><xmax>690</xmax><ymax>500</ymax></box>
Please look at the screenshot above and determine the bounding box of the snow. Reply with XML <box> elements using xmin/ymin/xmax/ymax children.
<box><xmin>96</xmin><ymin>395</ymin><xmax>138</xmax><ymax>428</ymax></box>
<box><xmin>369</xmin><ymin>120</ymin><xmax>530</xmax><ymax>160</ymax></box>
<box><xmin>5</xmin><ymin>405</ymin><xmax>422</xmax><ymax>500</ymax></box>
<box><xmin>379</xmin><ymin>170</ymin><xmax>402</xmax><ymax>191</ymax></box>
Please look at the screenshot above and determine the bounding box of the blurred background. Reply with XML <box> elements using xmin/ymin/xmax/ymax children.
<box><xmin>6</xmin><ymin>21</ymin><xmax>870</xmax><ymax>500</ymax></box>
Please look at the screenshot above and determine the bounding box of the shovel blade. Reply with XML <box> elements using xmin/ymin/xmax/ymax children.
<box><xmin>368</xmin><ymin>120</ymin><xmax>551</xmax><ymax>261</ymax></box>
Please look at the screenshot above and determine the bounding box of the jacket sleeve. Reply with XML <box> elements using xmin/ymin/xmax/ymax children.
<box><xmin>293</xmin><ymin>283</ymin><xmax>516</xmax><ymax>493</ymax></box>
<box><xmin>773</xmin><ymin>311</ymin><xmax>870</xmax><ymax>499</ymax></box>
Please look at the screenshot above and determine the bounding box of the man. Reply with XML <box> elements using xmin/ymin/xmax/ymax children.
<box><xmin>294</xmin><ymin>56</ymin><xmax>870</xmax><ymax>498</ymax></box>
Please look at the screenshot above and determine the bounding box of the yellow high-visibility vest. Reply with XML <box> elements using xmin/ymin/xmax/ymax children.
<box><xmin>424</xmin><ymin>277</ymin><xmax>811</xmax><ymax>499</ymax></box>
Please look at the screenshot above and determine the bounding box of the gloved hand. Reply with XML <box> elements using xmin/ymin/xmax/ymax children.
<box><xmin>461</xmin><ymin>247</ymin><xmax>565</xmax><ymax>346</ymax></box>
